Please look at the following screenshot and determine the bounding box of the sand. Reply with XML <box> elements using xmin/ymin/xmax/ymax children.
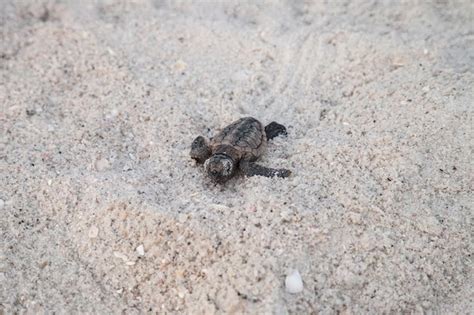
<box><xmin>1</xmin><ymin>0</ymin><xmax>473</xmax><ymax>314</ymax></box>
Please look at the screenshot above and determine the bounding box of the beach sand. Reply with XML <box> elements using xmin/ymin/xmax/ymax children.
<box><xmin>1</xmin><ymin>0</ymin><xmax>472</xmax><ymax>313</ymax></box>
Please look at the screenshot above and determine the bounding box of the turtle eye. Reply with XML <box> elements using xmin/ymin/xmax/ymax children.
<box><xmin>192</xmin><ymin>137</ymin><xmax>203</xmax><ymax>148</ymax></box>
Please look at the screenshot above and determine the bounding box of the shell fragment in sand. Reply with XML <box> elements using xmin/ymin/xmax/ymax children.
<box><xmin>136</xmin><ymin>245</ymin><xmax>145</xmax><ymax>256</ymax></box>
<box><xmin>285</xmin><ymin>269</ymin><xmax>303</xmax><ymax>294</ymax></box>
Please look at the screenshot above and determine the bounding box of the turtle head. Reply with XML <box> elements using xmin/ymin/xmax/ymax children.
<box><xmin>190</xmin><ymin>136</ymin><xmax>211</xmax><ymax>164</ymax></box>
<box><xmin>204</xmin><ymin>154</ymin><xmax>235</xmax><ymax>183</ymax></box>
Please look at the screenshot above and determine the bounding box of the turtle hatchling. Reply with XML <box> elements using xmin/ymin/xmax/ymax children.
<box><xmin>190</xmin><ymin>117</ymin><xmax>291</xmax><ymax>183</ymax></box>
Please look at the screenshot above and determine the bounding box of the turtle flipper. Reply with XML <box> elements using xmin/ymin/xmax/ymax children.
<box><xmin>265</xmin><ymin>122</ymin><xmax>287</xmax><ymax>140</ymax></box>
<box><xmin>240</xmin><ymin>159</ymin><xmax>291</xmax><ymax>178</ymax></box>
<box><xmin>190</xmin><ymin>136</ymin><xmax>211</xmax><ymax>163</ymax></box>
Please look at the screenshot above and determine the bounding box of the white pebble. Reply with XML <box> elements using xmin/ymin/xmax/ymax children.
<box><xmin>136</xmin><ymin>245</ymin><xmax>145</xmax><ymax>256</ymax></box>
<box><xmin>285</xmin><ymin>270</ymin><xmax>304</xmax><ymax>294</ymax></box>
<box><xmin>88</xmin><ymin>226</ymin><xmax>99</xmax><ymax>238</ymax></box>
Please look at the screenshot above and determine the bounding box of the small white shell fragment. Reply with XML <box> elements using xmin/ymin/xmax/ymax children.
<box><xmin>125</xmin><ymin>261</ymin><xmax>136</xmax><ymax>266</ymax></box>
<box><xmin>136</xmin><ymin>245</ymin><xmax>145</xmax><ymax>256</ymax></box>
<box><xmin>88</xmin><ymin>225</ymin><xmax>99</xmax><ymax>238</ymax></box>
<box><xmin>285</xmin><ymin>270</ymin><xmax>304</xmax><ymax>294</ymax></box>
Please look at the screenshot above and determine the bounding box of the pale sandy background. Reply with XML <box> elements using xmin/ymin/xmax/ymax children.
<box><xmin>1</xmin><ymin>0</ymin><xmax>473</xmax><ymax>314</ymax></box>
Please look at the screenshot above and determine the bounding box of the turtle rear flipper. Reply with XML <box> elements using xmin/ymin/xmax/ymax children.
<box><xmin>190</xmin><ymin>136</ymin><xmax>211</xmax><ymax>163</ymax></box>
<box><xmin>240</xmin><ymin>159</ymin><xmax>291</xmax><ymax>178</ymax></box>
<box><xmin>265</xmin><ymin>122</ymin><xmax>287</xmax><ymax>140</ymax></box>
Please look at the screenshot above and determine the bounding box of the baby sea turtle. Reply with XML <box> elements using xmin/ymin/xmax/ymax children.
<box><xmin>190</xmin><ymin>117</ymin><xmax>291</xmax><ymax>183</ymax></box>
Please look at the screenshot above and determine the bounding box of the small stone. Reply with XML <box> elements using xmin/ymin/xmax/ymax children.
<box><xmin>0</xmin><ymin>199</ymin><xmax>4</xmax><ymax>210</ymax></box>
<box><xmin>136</xmin><ymin>245</ymin><xmax>145</xmax><ymax>256</ymax></box>
<box><xmin>391</xmin><ymin>57</ymin><xmax>405</xmax><ymax>68</ymax></box>
<box><xmin>95</xmin><ymin>157</ymin><xmax>110</xmax><ymax>171</ymax></box>
<box><xmin>38</xmin><ymin>261</ymin><xmax>49</xmax><ymax>269</ymax></box>
<box><xmin>125</xmin><ymin>261</ymin><xmax>136</xmax><ymax>266</ymax></box>
<box><xmin>88</xmin><ymin>226</ymin><xmax>99</xmax><ymax>238</ymax></box>
<box><xmin>26</xmin><ymin>109</ymin><xmax>37</xmax><ymax>116</ymax></box>
<box><xmin>285</xmin><ymin>270</ymin><xmax>304</xmax><ymax>294</ymax></box>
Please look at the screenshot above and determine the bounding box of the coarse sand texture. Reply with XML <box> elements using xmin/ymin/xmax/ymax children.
<box><xmin>1</xmin><ymin>1</ymin><xmax>473</xmax><ymax>314</ymax></box>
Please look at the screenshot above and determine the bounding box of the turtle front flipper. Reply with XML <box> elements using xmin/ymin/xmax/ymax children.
<box><xmin>265</xmin><ymin>121</ymin><xmax>287</xmax><ymax>140</ymax></box>
<box><xmin>190</xmin><ymin>136</ymin><xmax>211</xmax><ymax>163</ymax></box>
<box><xmin>240</xmin><ymin>159</ymin><xmax>291</xmax><ymax>178</ymax></box>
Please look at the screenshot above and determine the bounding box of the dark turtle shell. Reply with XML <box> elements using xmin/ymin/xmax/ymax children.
<box><xmin>210</xmin><ymin>117</ymin><xmax>266</xmax><ymax>160</ymax></box>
